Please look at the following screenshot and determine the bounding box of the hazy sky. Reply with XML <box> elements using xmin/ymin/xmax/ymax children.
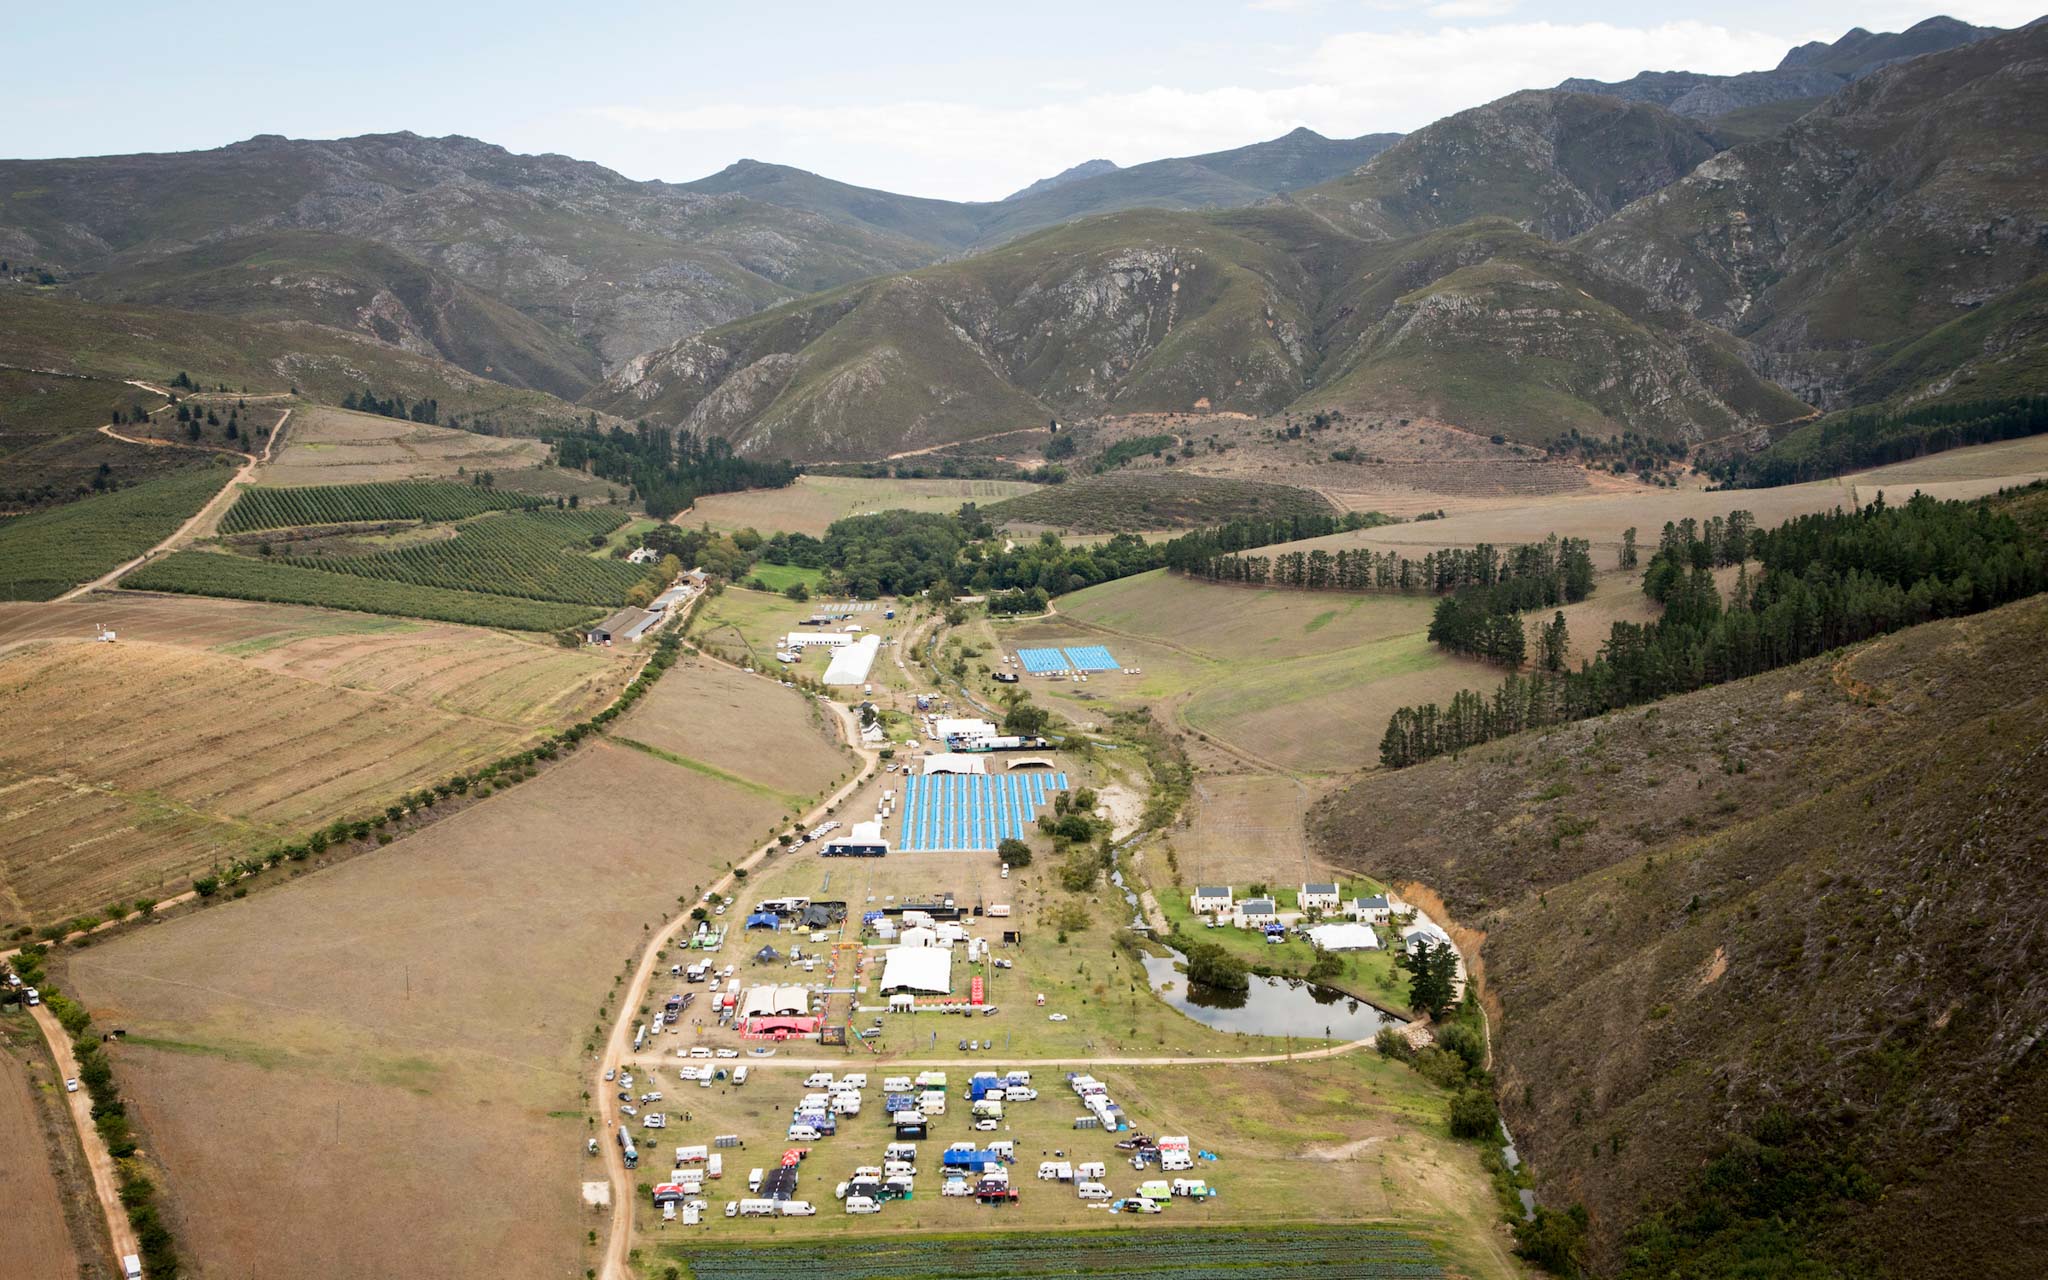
<box><xmin>5</xmin><ymin>1</ymin><xmax>2040</xmax><ymax>200</ymax></box>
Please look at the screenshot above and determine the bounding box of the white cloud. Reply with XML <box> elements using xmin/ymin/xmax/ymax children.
<box><xmin>1245</xmin><ymin>0</ymin><xmax>1324</xmax><ymax>11</ymax></box>
<box><xmin>1426</xmin><ymin>0</ymin><xmax>1517</xmax><ymax>18</ymax></box>
<box><xmin>589</xmin><ymin>19</ymin><xmax>1807</xmax><ymax>200</ymax></box>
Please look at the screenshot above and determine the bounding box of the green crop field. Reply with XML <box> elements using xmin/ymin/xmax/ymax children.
<box><xmin>279</xmin><ymin>508</ymin><xmax>652</xmax><ymax>605</ymax></box>
<box><xmin>0</xmin><ymin>465</ymin><xmax>235</xmax><ymax>600</ymax></box>
<box><xmin>220</xmin><ymin>481</ymin><xmax>545</xmax><ymax>533</ymax></box>
<box><xmin>676</xmin><ymin>1227</ymin><xmax>1443</xmax><ymax>1280</ymax></box>
<box><xmin>123</xmin><ymin>551</ymin><xmax>602</xmax><ymax>631</ymax></box>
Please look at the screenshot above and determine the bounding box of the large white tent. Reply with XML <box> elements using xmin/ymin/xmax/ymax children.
<box><xmin>740</xmin><ymin>985</ymin><xmax>813</xmax><ymax>1017</ymax></box>
<box><xmin>823</xmin><ymin>634</ymin><xmax>882</xmax><ymax>685</ymax></box>
<box><xmin>922</xmin><ymin>753</ymin><xmax>987</xmax><ymax>775</ymax></box>
<box><xmin>1307</xmin><ymin>923</ymin><xmax>1381</xmax><ymax>952</ymax></box>
<box><xmin>878</xmin><ymin>946</ymin><xmax>953</xmax><ymax>994</ymax></box>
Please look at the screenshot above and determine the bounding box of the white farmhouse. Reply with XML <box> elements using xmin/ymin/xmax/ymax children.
<box><xmin>1299</xmin><ymin>883</ymin><xmax>1341</xmax><ymax>913</ymax></box>
<box><xmin>1346</xmin><ymin>894</ymin><xmax>1392</xmax><ymax>925</ymax></box>
<box><xmin>1189</xmin><ymin>886</ymin><xmax>1233</xmax><ymax>915</ymax></box>
<box><xmin>1235</xmin><ymin>898</ymin><xmax>1279</xmax><ymax>928</ymax></box>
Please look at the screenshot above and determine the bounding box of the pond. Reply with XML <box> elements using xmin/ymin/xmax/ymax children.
<box><xmin>1141</xmin><ymin>948</ymin><xmax>1400</xmax><ymax>1041</ymax></box>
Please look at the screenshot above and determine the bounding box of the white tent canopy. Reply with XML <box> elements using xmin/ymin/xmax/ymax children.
<box><xmin>1307</xmin><ymin>923</ymin><xmax>1381</xmax><ymax>952</ymax></box>
<box><xmin>878</xmin><ymin>946</ymin><xmax>953</xmax><ymax>994</ymax></box>
<box><xmin>922</xmin><ymin>753</ymin><xmax>987</xmax><ymax>775</ymax></box>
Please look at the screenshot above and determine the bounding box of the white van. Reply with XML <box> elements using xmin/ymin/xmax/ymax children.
<box><xmin>886</xmin><ymin>1142</ymin><xmax>919</xmax><ymax>1163</ymax></box>
<box><xmin>733</xmin><ymin>1066</ymin><xmax>749</xmax><ymax>1086</ymax></box>
<box><xmin>804</xmin><ymin>1071</ymin><xmax>835</xmax><ymax>1089</ymax></box>
<box><xmin>841</xmin><ymin>1073</ymin><xmax>868</xmax><ymax>1089</ymax></box>
<box><xmin>748</xmin><ymin>1168</ymin><xmax>765</xmax><ymax>1193</ymax></box>
<box><xmin>884</xmin><ymin>1159</ymin><xmax>917</xmax><ymax>1177</ymax></box>
<box><xmin>845</xmin><ymin>1195</ymin><xmax>881</xmax><ymax>1215</ymax></box>
<box><xmin>919</xmin><ymin>1090</ymin><xmax>946</xmax><ymax>1115</ymax></box>
<box><xmin>779</xmin><ymin>1200</ymin><xmax>817</xmax><ymax>1216</ymax></box>
<box><xmin>1077</xmin><ymin>1181</ymin><xmax>1111</xmax><ymax>1200</ymax></box>
<box><xmin>787</xmin><ymin>1123</ymin><xmax>823</xmax><ymax>1141</ymax></box>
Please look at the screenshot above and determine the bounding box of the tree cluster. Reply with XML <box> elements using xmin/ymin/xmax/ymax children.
<box><xmin>1179</xmin><ymin>534</ymin><xmax>1595</xmax><ymax>603</ymax></box>
<box><xmin>551</xmin><ymin>418</ymin><xmax>796</xmax><ymax>520</ymax></box>
<box><xmin>342</xmin><ymin>389</ymin><xmax>439</xmax><ymax>424</ymax></box>
<box><xmin>1381</xmin><ymin>493</ymin><xmax>2046</xmax><ymax>767</ymax></box>
<box><xmin>1709</xmin><ymin>395</ymin><xmax>2048</xmax><ymax>488</ymax></box>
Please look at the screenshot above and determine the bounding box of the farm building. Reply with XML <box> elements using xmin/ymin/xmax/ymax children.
<box><xmin>649</xmin><ymin>582</ymin><xmax>695</xmax><ymax>611</ymax></box>
<box><xmin>1403</xmin><ymin>921</ymin><xmax>1454</xmax><ymax>954</ymax></box>
<box><xmin>822</xmin><ymin>634</ymin><xmax>882</xmax><ymax>685</ymax></box>
<box><xmin>1190</xmin><ymin>886</ymin><xmax>1233</xmax><ymax>914</ymax></box>
<box><xmin>784</xmin><ymin>631</ymin><xmax>852</xmax><ymax>649</ymax></box>
<box><xmin>1300</xmin><ymin>883</ymin><xmax>1341</xmax><ymax>913</ymax></box>
<box><xmin>741</xmin><ymin>986</ymin><xmax>812</xmax><ymax>1018</ymax></box>
<box><xmin>1307</xmin><ymin>923</ymin><xmax>1381</xmax><ymax>952</ymax></box>
<box><xmin>1235</xmin><ymin>898</ymin><xmax>1279</xmax><ymax>928</ymax></box>
<box><xmin>922</xmin><ymin>753</ymin><xmax>987</xmax><ymax>776</ymax></box>
<box><xmin>588</xmin><ymin>607</ymin><xmax>655</xmax><ymax>645</ymax></box>
<box><xmin>878</xmin><ymin>946</ymin><xmax>953</xmax><ymax>995</ymax></box>
<box><xmin>821</xmin><ymin>821</ymin><xmax>890</xmax><ymax>857</ymax></box>
<box><xmin>935</xmin><ymin>718</ymin><xmax>997</xmax><ymax>741</ymax></box>
<box><xmin>627</xmin><ymin>547</ymin><xmax>661</xmax><ymax>565</ymax></box>
<box><xmin>1347</xmin><ymin>894</ymin><xmax>1392</xmax><ymax>925</ymax></box>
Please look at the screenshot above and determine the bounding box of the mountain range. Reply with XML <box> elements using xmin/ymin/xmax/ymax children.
<box><xmin>2</xmin><ymin>15</ymin><xmax>2041</xmax><ymax>466</ymax></box>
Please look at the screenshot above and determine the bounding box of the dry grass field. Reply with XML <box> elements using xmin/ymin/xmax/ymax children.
<box><xmin>1168</xmin><ymin>772</ymin><xmax>1323</xmax><ymax>887</ymax></box>
<box><xmin>0</xmin><ymin>601</ymin><xmax>629</xmax><ymax>926</ymax></box>
<box><xmin>690</xmin><ymin>475</ymin><xmax>1036</xmax><ymax>538</ymax></box>
<box><xmin>59</xmin><ymin>661</ymin><xmax>850</xmax><ymax>1280</ymax></box>
<box><xmin>0</xmin><ymin>1017</ymin><xmax>83</xmax><ymax>1280</ymax></box>
<box><xmin>1271</xmin><ymin>436</ymin><xmax>2048</xmax><ymax>563</ymax></box>
<box><xmin>614</xmin><ymin>656</ymin><xmax>855</xmax><ymax>808</ymax></box>
<box><xmin>258</xmin><ymin>404</ymin><xmax>615</xmax><ymax>500</ymax></box>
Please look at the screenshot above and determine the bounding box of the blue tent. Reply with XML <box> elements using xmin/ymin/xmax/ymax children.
<box><xmin>745</xmin><ymin>911</ymin><xmax>781</xmax><ymax>930</ymax></box>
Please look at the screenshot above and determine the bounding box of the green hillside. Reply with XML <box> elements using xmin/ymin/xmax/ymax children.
<box><xmin>0</xmin><ymin>464</ymin><xmax>235</xmax><ymax>599</ymax></box>
<box><xmin>0</xmin><ymin>289</ymin><xmax>593</xmax><ymax>434</ymax></box>
<box><xmin>1578</xmin><ymin>25</ymin><xmax>2048</xmax><ymax>401</ymax></box>
<box><xmin>75</xmin><ymin>231</ymin><xmax>600</xmax><ymax>398</ymax></box>
<box><xmin>1288</xmin><ymin>92</ymin><xmax>1722</xmax><ymax>241</ymax></box>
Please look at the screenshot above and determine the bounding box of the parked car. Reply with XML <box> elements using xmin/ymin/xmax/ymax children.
<box><xmin>64</xmin><ymin>1078</ymin><xmax>79</xmax><ymax>1093</ymax></box>
<box><xmin>1047</xmin><ymin>1013</ymin><xmax>1069</xmax><ymax>1022</ymax></box>
<box><xmin>620</xmin><ymin>1105</ymin><xmax>637</xmax><ymax>1117</ymax></box>
<box><xmin>603</xmin><ymin>1068</ymin><xmax>615</xmax><ymax>1082</ymax></box>
<box><xmin>715</xmin><ymin>1048</ymin><xmax>740</xmax><ymax>1059</ymax></box>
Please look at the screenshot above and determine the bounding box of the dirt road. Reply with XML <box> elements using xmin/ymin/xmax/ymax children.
<box><xmin>595</xmin><ymin>684</ymin><xmax>879</xmax><ymax>1280</ymax></box>
<box><xmin>27</xmin><ymin>1002</ymin><xmax>137</xmax><ymax>1268</ymax></box>
<box><xmin>58</xmin><ymin>407</ymin><xmax>289</xmax><ymax>602</ymax></box>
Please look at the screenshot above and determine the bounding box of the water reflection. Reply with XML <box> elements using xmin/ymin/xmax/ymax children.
<box><xmin>1141</xmin><ymin>950</ymin><xmax>1397</xmax><ymax>1040</ymax></box>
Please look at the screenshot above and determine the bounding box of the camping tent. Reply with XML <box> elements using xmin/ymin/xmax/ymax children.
<box><xmin>754</xmin><ymin>946</ymin><xmax>781</xmax><ymax>963</ymax></box>
<box><xmin>745</xmin><ymin>911</ymin><xmax>781</xmax><ymax>930</ymax></box>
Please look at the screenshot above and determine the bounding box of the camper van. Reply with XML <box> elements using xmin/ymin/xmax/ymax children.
<box><xmin>747</xmin><ymin>1168</ymin><xmax>765</xmax><ymax>1193</ymax></box>
<box><xmin>1076</xmin><ymin>1161</ymin><xmax>1106</xmax><ymax>1180</ymax></box>
<box><xmin>844</xmin><ymin>1195</ymin><xmax>881</xmax><ymax>1214</ymax></box>
<box><xmin>1036</xmin><ymin>1161</ymin><xmax>1073</xmax><ymax>1182</ymax></box>
<box><xmin>804</xmin><ymin>1071</ymin><xmax>835</xmax><ymax>1089</ymax></box>
<box><xmin>739</xmin><ymin>1199</ymin><xmax>779</xmax><ymax>1217</ymax></box>
<box><xmin>1171</xmin><ymin>1178</ymin><xmax>1215</xmax><ymax>1199</ymax></box>
<box><xmin>732</xmin><ymin>1066</ymin><xmax>749</xmax><ymax>1087</ymax></box>
<box><xmin>1077</xmin><ymin>1181</ymin><xmax>1111</xmax><ymax>1200</ymax></box>
<box><xmin>1137</xmin><ymin>1180</ymin><xmax>1173</xmax><ymax>1202</ymax></box>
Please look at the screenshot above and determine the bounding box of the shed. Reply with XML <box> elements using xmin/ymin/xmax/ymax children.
<box><xmin>587</xmin><ymin>607</ymin><xmax>651</xmax><ymax>645</ymax></box>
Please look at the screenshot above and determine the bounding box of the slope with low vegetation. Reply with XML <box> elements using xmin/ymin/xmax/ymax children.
<box><xmin>1312</xmin><ymin>590</ymin><xmax>2048</xmax><ymax>1279</ymax></box>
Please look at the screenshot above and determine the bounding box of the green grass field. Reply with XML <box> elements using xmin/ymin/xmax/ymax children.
<box><xmin>986</xmin><ymin>473</ymin><xmax>1336</xmax><ymax>533</ymax></box>
<box><xmin>123</xmin><ymin>550</ymin><xmax>602</xmax><ymax>631</ymax></box>
<box><xmin>0</xmin><ymin>465</ymin><xmax>235</xmax><ymax>600</ymax></box>
<box><xmin>691</xmin><ymin>476</ymin><xmax>1039</xmax><ymax>538</ymax></box>
<box><xmin>745</xmin><ymin>561</ymin><xmax>825</xmax><ymax>592</ymax></box>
